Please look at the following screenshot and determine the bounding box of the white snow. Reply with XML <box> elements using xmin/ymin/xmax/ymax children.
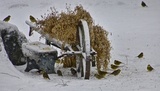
<box><xmin>22</xmin><ymin>41</ymin><xmax>56</xmax><ymax>53</ymax></box>
<box><xmin>0</xmin><ymin>20</ymin><xmax>19</xmax><ymax>33</ymax></box>
<box><xmin>22</xmin><ymin>41</ymin><xmax>57</xmax><ymax>61</ymax></box>
<box><xmin>1</xmin><ymin>0</ymin><xmax>160</xmax><ymax>91</ymax></box>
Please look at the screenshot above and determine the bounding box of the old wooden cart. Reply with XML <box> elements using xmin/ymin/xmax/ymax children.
<box><xmin>25</xmin><ymin>19</ymin><xmax>96</xmax><ymax>79</ymax></box>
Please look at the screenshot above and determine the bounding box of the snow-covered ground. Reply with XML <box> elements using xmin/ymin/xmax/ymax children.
<box><xmin>1</xmin><ymin>0</ymin><xmax>160</xmax><ymax>91</ymax></box>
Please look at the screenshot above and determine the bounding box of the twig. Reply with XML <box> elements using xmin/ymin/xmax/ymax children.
<box><xmin>0</xmin><ymin>72</ymin><xmax>20</xmax><ymax>79</ymax></box>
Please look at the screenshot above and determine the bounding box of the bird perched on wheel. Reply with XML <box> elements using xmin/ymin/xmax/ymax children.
<box><xmin>29</xmin><ymin>15</ymin><xmax>37</xmax><ymax>36</ymax></box>
<box><xmin>110</xmin><ymin>69</ymin><xmax>121</xmax><ymax>76</ymax></box>
<box><xmin>147</xmin><ymin>64</ymin><xmax>154</xmax><ymax>72</ymax></box>
<box><xmin>137</xmin><ymin>52</ymin><xmax>143</xmax><ymax>58</ymax></box>
<box><xmin>57</xmin><ymin>70</ymin><xmax>63</xmax><ymax>76</ymax></box>
<box><xmin>70</xmin><ymin>68</ymin><xmax>77</xmax><ymax>76</ymax></box>
<box><xmin>141</xmin><ymin>1</ymin><xmax>148</xmax><ymax>7</ymax></box>
<box><xmin>3</xmin><ymin>15</ymin><xmax>11</xmax><ymax>22</ymax></box>
<box><xmin>42</xmin><ymin>71</ymin><xmax>50</xmax><ymax>80</ymax></box>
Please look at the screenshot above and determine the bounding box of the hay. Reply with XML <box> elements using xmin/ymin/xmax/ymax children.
<box><xmin>91</xmin><ymin>25</ymin><xmax>111</xmax><ymax>70</ymax></box>
<box><xmin>37</xmin><ymin>5</ymin><xmax>111</xmax><ymax>71</ymax></box>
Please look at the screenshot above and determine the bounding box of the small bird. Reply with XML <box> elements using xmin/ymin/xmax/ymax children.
<box><xmin>147</xmin><ymin>64</ymin><xmax>154</xmax><ymax>72</ymax></box>
<box><xmin>29</xmin><ymin>15</ymin><xmax>36</xmax><ymax>36</ymax></box>
<box><xmin>3</xmin><ymin>15</ymin><xmax>11</xmax><ymax>22</ymax></box>
<box><xmin>111</xmin><ymin>64</ymin><xmax>119</xmax><ymax>70</ymax></box>
<box><xmin>57</xmin><ymin>70</ymin><xmax>63</xmax><ymax>76</ymax></box>
<box><xmin>94</xmin><ymin>73</ymin><xmax>105</xmax><ymax>79</ymax></box>
<box><xmin>110</xmin><ymin>69</ymin><xmax>121</xmax><ymax>76</ymax></box>
<box><xmin>98</xmin><ymin>70</ymin><xmax>108</xmax><ymax>76</ymax></box>
<box><xmin>70</xmin><ymin>68</ymin><xmax>77</xmax><ymax>76</ymax></box>
<box><xmin>29</xmin><ymin>15</ymin><xmax>37</xmax><ymax>23</ymax></box>
<box><xmin>114</xmin><ymin>60</ymin><xmax>122</xmax><ymax>65</ymax></box>
<box><xmin>141</xmin><ymin>1</ymin><xmax>148</xmax><ymax>7</ymax></box>
<box><xmin>42</xmin><ymin>71</ymin><xmax>50</xmax><ymax>80</ymax></box>
<box><xmin>137</xmin><ymin>52</ymin><xmax>143</xmax><ymax>58</ymax></box>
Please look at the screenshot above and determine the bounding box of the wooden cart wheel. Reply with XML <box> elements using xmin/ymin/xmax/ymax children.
<box><xmin>77</xmin><ymin>19</ymin><xmax>91</xmax><ymax>79</ymax></box>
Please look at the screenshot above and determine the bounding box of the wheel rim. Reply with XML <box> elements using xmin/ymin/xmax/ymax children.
<box><xmin>77</xmin><ymin>19</ymin><xmax>91</xmax><ymax>79</ymax></box>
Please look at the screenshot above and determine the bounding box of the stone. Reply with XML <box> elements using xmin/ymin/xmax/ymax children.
<box><xmin>0</xmin><ymin>21</ymin><xmax>27</xmax><ymax>65</ymax></box>
<box><xmin>22</xmin><ymin>41</ymin><xmax>57</xmax><ymax>73</ymax></box>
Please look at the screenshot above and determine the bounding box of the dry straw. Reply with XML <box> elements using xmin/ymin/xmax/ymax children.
<box><xmin>37</xmin><ymin>5</ymin><xmax>111</xmax><ymax>71</ymax></box>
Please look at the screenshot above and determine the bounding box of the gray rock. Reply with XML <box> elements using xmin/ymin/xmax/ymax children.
<box><xmin>22</xmin><ymin>42</ymin><xmax>57</xmax><ymax>74</ymax></box>
<box><xmin>0</xmin><ymin>21</ymin><xmax>27</xmax><ymax>65</ymax></box>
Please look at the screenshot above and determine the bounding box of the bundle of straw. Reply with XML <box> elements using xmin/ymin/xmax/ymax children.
<box><xmin>37</xmin><ymin>5</ymin><xmax>110</xmax><ymax>71</ymax></box>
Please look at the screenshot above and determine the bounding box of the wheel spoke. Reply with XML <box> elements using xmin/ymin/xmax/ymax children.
<box><xmin>84</xmin><ymin>56</ymin><xmax>91</xmax><ymax>79</ymax></box>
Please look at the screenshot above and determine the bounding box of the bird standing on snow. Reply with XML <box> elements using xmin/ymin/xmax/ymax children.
<box><xmin>114</xmin><ymin>60</ymin><xmax>122</xmax><ymax>65</ymax></box>
<box><xmin>57</xmin><ymin>70</ymin><xmax>63</xmax><ymax>76</ymax></box>
<box><xmin>137</xmin><ymin>52</ymin><xmax>143</xmax><ymax>58</ymax></box>
<box><xmin>3</xmin><ymin>15</ymin><xmax>11</xmax><ymax>22</ymax></box>
<box><xmin>42</xmin><ymin>71</ymin><xmax>50</xmax><ymax>80</ymax></box>
<box><xmin>111</xmin><ymin>64</ymin><xmax>119</xmax><ymax>70</ymax></box>
<box><xmin>98</xmin><ymin>70</ymin><xmax>108</xmax><ymax>76</ymax></box>
<box><xmin>94</xmin><ymin>73</ymin><xmax>105</xmax><ymax>79</ymax></box>
<box><xmin>141</xmin><ymin>1</ymin><xmax>148</xmax><ymax>7</ymax></box>
<box><xmin>110</xmin><ymin>69</ymin><xmax>121</xmax><ymax>76</ymax></box>
<box><xmin>147</xmin><ymin>64</ymin><xmax>154</xmax><ymax>72</ymax></box>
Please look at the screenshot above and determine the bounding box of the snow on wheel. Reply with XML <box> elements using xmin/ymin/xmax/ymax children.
<box><xmin>77</xmin><ymin>19</ymin><xmax>91</xmax><ymax>79</ymax></box>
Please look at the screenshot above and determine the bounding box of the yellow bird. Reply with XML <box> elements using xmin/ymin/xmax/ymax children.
<box><xmin>110</xmin><ymin>69</ymin><xmax>121</xmax><ymax>76</ymax></box>
<box><xmin>57</xmin><ymin>70</ymin><xmax>63</xmax><ymax>76</ymax></box>
<box><xmin>141</xmin><ymin>1</ymin><xmax>148</xmax><ymax>7</ymax></box>
<box><xmin>114</xmin><ymin>60</ymin><xmax>122</xmax><ymax>65</ymax></box>
<box><xmin>3</xmin><ymin>15</ymin><xmax>11</xmax><ymax>22</ymax></box>
<box><xmin>98</xmin><ymin>70</ymin><xmax>108</xmax><ymax>76</ymax></box>
<box><xmin>29</xmin><ymin>15</ymin><xmax>37</xmax><ymax>23</ymax></box>
<box><xmin>147</xmin><ymin>64</ymin><xmax>154</xmax><ymax>72</ymax></box>
<box><xmin>94</xmin><ymin>73</ymin><xmax>105</xmax><ymax>79</ymax></box>
<box><xmin>42</xmin><ymin>71</ymin><xmax>50</xmax><ymax>80</ymax></box>
<box><xmin>137</xmin><ymin>52</ymin><xmax>143</xmax><ymax>58</ymax></box>
<box><xmin>111</xmin><ymin>64</ymin><xmax>119</xmax><ymax>70</ymax></box>
<box><xmin>29</xmin><ymin>15</ymin><xmax>37</xmax><ymax>36</ymax></box>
